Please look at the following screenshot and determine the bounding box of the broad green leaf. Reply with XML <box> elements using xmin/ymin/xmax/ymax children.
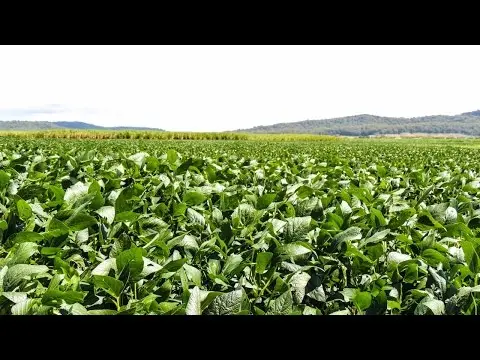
<box><xmin>267</xmin><ymin>290</ymin><xmax>293</xmax><ymax>315</ymax></box>
<box><xmin>76</xmin><ymin>228</ymin><xmax>89</xmax><ymax>244</ymax></box>
<box><xmin>416</xmin><ymin>210</ymin><xmax>445</xmax><ymax>230</ymax></box>
<box><xmin>173</xmin><ymin>202</ymin><xmax>187</xmax><ymax>217</ymax></box>
<box><xmin>280</xmin><ymin>242</ymin><xmax>312</xmax><ymax>257</ymax></box>
<box><xmin>345</xmin><ymin>243</ymin><xmax>374</xmax><ymax>263</ymax></box>
<box><xmin>340</xmin><ymin>200</ymin><xmax>352</xmax><ymax>215</ymax></box>
<box><xmin>389</xmin><ymin>202</ymin><xmax>411</xmax><ymax>213</ymax></box>
<box><xmin>140</xmin><ymin>257</ymin><xmax>163</xmax><ymax>277</ymax></box>
<box><xmin>2</xmin><ymin>292</ymin><xmax>28</xmax><ymax>304</ymax></box>
<box><xmin>11</xmin><ymin>299</ymin><xmax>36</xmax><ymax>315</ymax></box>
<box><xmin>116</xmin><ymin>248</ymin><xmax>144</xmax><ymax>278</ymax></box>
<box><xmin>88</xmin><ymin>309</ymin><xmax>118</xmax><ymax>315</ymax></box>
<box><xmin>307</xmin><ymin>285</ymin><xmax>326</xmax><ymax>302</ymax></box>
<box><xmin>93</xmin><ymin>275</ymin><xmax>124</xmax><ymax>298</ymax></box>
<box><xmin>9</xmin><ymin>232</ymin><xmax>44</xmax><ymax>244</ymax></box>
<box><xmin>359</xmin><ymin>229</ymin><xmax>390</xmax><ymax>248</ymax></box>
<box><xmin>257</xmin><ymin>193</ymin><xmax>276</xmax><ymax>209</ymax></box>
<box><xmin>65</xmin><ymin>212</ymin><xmax>97</xmax><ymax>231</ymax></box>
<box><xmin>16</xmin><ymin>199</ymin><xmax>32</xmax><ymax>221</ymax></box>
<box><xmin>285</xmin><ymin>216</ymin><xmax>311</xmax><ymax>242</ymax></box>
<box><xmin>371</xmin><ymin>208</ymin><xmax>387</xmax><ymax>226</ymax></box>
<box><xmin>428</xmin><ymin>267</ymin><xmax>447</xmax><ymax>295</ymax></box>
<box><xmin>206</xmin><ymin>289</ymin><xmax>244</xmax><ymax>315</ymax></box>
<box><xmin>115</xmin><ymin>187</ymin><xmax>134</xmax><ymax>213</ymax></box>
<box><xmin>281</xmin><ymin>261</ymin><xmax>302</xmax><ymax>272</ymax></box>
<box><xmin>184</xmin><ymin>264</ymin><xmax>202</xmax><ymax>286</ymax></box>
<box><xmin>333</xmin><ymin>227</ymin><xmax>362</xmax><ymax>248</ymax></box>
<box><xmin>428</xmin><ymin>203</ymin><xmax>458</xmax><ymax>224</ymax></box>
<box><xmin>330</xmin><ymin>309</ymin><xmax>351</xmax><ymax>315</ymax></box>
<box><xmin>96</xmin><ymin>206</ymin><xmax>115</xmax><ymax>225</ymax></box>
<box><xmin>9</xmin><ymin>242</ymin><xmax>38</xmax><ymax>265</ymax></box>
<box><xmin>183</xmin><ymin>191</ymin><xmax>207</xmax><ymax>206</ymax></box>
<box><xmin>161</xmin><ymin>258</ymin><xmax>188</xmax><ymax>273</ymax></box>
<box><xmin>4</xmin><ymin>264</ymin><xmax>49</xmax><ymax>290</ymax></box>
<box><xmin>388</xmin><ymin>300</ymin><xmax>401</xmax><ymax>311</ymax></box>
<box><xmin>115</xmin><ymin>211</ymin><xmax>140</xmax><ymax>222</ymax></box>
<box><xmin>88</xmin><ymin>182</ymin><xmax>104</xmax><ymax>210</ymax></box>
<box><xmin>341</xmin><ymin>288</ymin><xmax>358</xmax><ymax>301</ymax></box>
<box><xmin>69</xmin><ymin>303</ymin><xmax>89</xmax><ymax>315</ymax></box>
<box><xmin>186</xmin><ymin>208</ymin><xmax>205</xmax><ymax>226</ymax></box>
<box><xmin>422</xmin><ymin>249</ymin><xmax>449</xmax><ymax>269</ymax></box>
<box><xmin>180</xmin><ymin>234</ymin><xmax>199</xmax><ymax>251</ymax></box>
<box><xmin>353</xmin><ymin>291</ymin><xmax>372</xmax><ymax>311</ymax></box>
<box><xmin>270</xmin><ymin>219</ymin><xmax>287</xmax><ymax>234</ymax></box>
<box><xmin>199</xmin><ymin>290</ymin><xmax>223</xmax><ymax>311</ymax></box>
<box><xmin>255</xmin><ymin>252</ymin><xmax>273</xmax><ymax>274</ymax></box>
<box><xmin>42</xmin><ymin>290</ymin><xmax>86</xmax><ymax>304</ymax></box>
<box><xmin>92</xmin><ymin>258</ymin><xmax>117</xmax><ymax>276</ymax></box>
<box><xmin>303</xmin><ymin>306</ymin><xmax>318</xmax><ymax>315</ymax></box>
<box><xmin>128</xmin><ymin>152</ymin><xmax>149</xmax><ymax>168</ymax></box>
<box><xmin>64</xmin><ymin>182</ymin><xmax>89</xmax><ymax>206</ymax></box>
<box><xmin>289</xmin><ymin>272</ymin><xmax>311</xmax><ymax>304</ymax></box>
<box><xmin>167</xmin><ymin>149</ymin><xmax>178</xmax><ymax>165</ymax></box>
<box><xmin>233</xmin><ymin>203</ymin><xmax>256</xmax><ymax>225</ymax></box>
<box><xmin>44</xmin><ymin>218</ymin><xmax>70</xmax><ymax>239</ymax></box>
<box><xmin>0</xmin><ymin>266</ymin><xmax>8</xmax><ymax>292</ymax></box>
<box><xmin>41</xmin><ymin>247</ymin><xmax>62</xmax><ymax>256</ymax></box>
<box><xmin>145</xmin><ymin>156</ymin><xmax>160</xmax><ymax>172</ymax></box>
<box><xmin>297</xmin><ymin>197</ymin><xmax>320</xmax><ymax>216</ymax></box>
<box><xmin>186</xmin><ymin>286</ymin><xmax>202</xmax><ymax>315</ymax></box>
<box><xmin>212</xmin><ymin>207</ymin><xmax>223</xmax><ymax>224</ymax></box>
<box><xmin>205</xmin><ymin>166</ymin><xmax>216</xmax><ymax>183</ymax></box>
<box><xmin>0</xmin><ymin>220</ymin><xmax>7</xmax><ymax>231</ymax></box>
<box><xmin>461</xmin><ymin>241</ymin><xmax>480</xmax><ymax>274</ymax></box>
<box><xmin>0</xmin><ymin>170</ymin><xmax>10</xmax><ymax>188</ymax></box>
<box><xmin>54</xmin><ymin>257</ymin><xmax>75</xmax><ymax>277</ymax></box>
<box><xmin>415</xmin><ymin>299</ymin><xmax>445</xmax><ymax>315</ymax></box>
<box><xmin>387</xmin><ymin>252</ymin><xmax>412</xmax><ymax>266</ymax></box>
<box><xmin>222</xmin><ymin>254</ymin><xmax>243</xmax><ymax>276</ymax></box>
<box><xmin>296</xmin><ymin>185</ymin><xmax>314</xmax><ymax>199</ymax></box>
<box><xmin>47</xmin><ymin>185</ymin><xmax>65</xmax><ymax>202</ymax></box>
<box><xmin>158</xmin><ymin>302</ymin><xmax>178</xmax><ymax>314</ymax></box>
<box><xmin>327</xmin><ymin>212</ymin><xmax>344</xmax><ymax>228</ymax></box>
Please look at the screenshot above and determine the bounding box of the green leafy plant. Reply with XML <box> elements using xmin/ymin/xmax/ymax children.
<box><xmin>1</xmin><ymin>137</ymin><xmax>480</xmax><ymax>314</ymax></box>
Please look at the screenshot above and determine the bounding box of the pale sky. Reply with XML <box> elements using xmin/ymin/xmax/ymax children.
<box><xmin>0</xmin><ymin>45</ymin><xmax>479</xmax><ymax>132</ymax></box>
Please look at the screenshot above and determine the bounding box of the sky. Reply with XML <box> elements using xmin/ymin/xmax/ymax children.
<box><xmin>0</xmin><ymin>45</ymin><xmax>480</xmax><ymax>132</ymax></box>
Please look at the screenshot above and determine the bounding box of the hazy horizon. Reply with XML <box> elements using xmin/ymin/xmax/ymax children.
<box><xmin>1</xmin><ymin>45</ymin><xmax>480</xmax><ymax>132</ymax></box>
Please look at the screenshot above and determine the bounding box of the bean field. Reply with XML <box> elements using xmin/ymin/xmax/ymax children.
<box><xmin>1</xmin><ymin>137</ymin><xmax>480</xmax><ymax>315</ymax></box>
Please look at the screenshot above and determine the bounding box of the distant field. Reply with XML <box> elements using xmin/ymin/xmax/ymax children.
<box><xmin>0</xmin><ymin>129</ymin><xmax>338</xmax><ymax>142</ymax></box>
<box><xmin>2</xmin><ymin>137</ymin><xmax>480</xmax><ymax>315</ymax></box>
<box><xmin>368</xmin><ymin>133</ymin><xmax>472</xmax><ymax>139</ymax></box>
<box><xmin>0</xmin><ymin>129</ymin><xmax>477</xmax><ymax>142</ymax></box>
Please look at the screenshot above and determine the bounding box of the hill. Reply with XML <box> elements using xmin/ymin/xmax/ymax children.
<box><xmin>238</xmin><ymin>111</ymin><xmax>480</xmax><ymax>136</ymax></box>
<box><xmin>461</xmin><ymin>110</ymin><xmax>480</xmax><ymax>117</ymax></box>
<box><xmin>0</xmin><ymin>120</ymin><xmax>163</xmax><ymax>131</ymax></box>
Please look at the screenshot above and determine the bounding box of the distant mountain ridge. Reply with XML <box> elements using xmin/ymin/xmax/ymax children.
<box><xmin>0</xmin><ymin>120</ymin><xmax>163</xmax><ymax>131</ymax></box>
<box><xmin>237</xmin><ymin>110</ymin><xmax>480</xmax><ymax>136</ymax></box>
<box><xmin>461</xmin><ymin>110</ymin><xmax>480</xmax><ymax>117</ymax></box>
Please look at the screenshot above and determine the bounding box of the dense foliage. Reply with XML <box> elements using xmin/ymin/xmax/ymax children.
<box><xmin>240</xmin><ymin>111</ymin><xmax>480</xmax><ymax>136</ymax></box>
<box><xmin>1</xmin><ymin>138</ymin><xmax>480</xmax><ymax>315</ymax></box>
